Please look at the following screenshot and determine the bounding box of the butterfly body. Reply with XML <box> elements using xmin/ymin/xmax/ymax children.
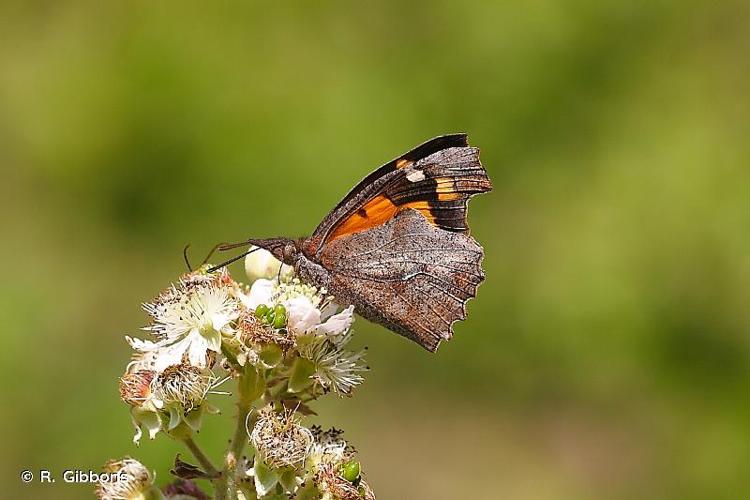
<box><xmin>244</xmin><ymin>134</ymin><xmax>491</xmax><ymax>351</ymax></box>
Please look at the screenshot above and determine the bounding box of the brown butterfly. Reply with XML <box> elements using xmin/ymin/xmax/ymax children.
<box><xmin>214</xmin><ymin>134</ymin><xmax>491</xmax><ymax>351</ymax></box>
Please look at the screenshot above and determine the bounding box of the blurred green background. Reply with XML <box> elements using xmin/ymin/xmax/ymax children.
<box><xmin>1</xmin><ymin>1</ymin><xmax>749</xmax><ymax>498</ymax></box>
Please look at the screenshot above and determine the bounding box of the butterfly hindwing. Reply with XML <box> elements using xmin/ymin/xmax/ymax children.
<box><xmin>318</xmin><ymin>209</ymin><xmax>485</xmax><ymax>351</ymax></box>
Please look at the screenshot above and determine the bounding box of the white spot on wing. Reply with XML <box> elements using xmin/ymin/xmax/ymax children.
<box><xmin>406</xmin><ymin>170</ymin><xmax>425</xmax><ymax>182</ymax></box>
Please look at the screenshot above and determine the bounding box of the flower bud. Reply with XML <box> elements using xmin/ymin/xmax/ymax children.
<box><xmin>341</xmin><ymin>460</ymin><xmax>360</xmax><ymax>482</ymax></box>
<box><xmin>254</xmin><ymin>304</ymin><xmax>270</xmax><ymax>319</ymax></box>
<box><xmin>245</xmin><ymin>246</ymin><xmax>293</xmax><ymax>283</ymax></box>
<box><xmin>272</xmin><ymin>304</ymin><xmax>288</xmax><ymax>329</ymax></box>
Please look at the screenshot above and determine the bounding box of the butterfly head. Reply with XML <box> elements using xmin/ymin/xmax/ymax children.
<box><xmin>249</xmin><ymin>237</ymin><xmax>300</xmax><ymax>266</ymax></box>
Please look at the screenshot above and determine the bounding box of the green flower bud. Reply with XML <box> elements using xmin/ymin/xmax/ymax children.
<box><xmin>272</xmin><ymin>311</ymin><xmax>287</xmax><ymax>329</ymax></box>
<box><xmin>264</xmin><ymin>309</ymin><xmax>276</xmax><ymax>324</ymax></box>
<box><xmin>341</xmin><ymin>460</ymin><xmax>360</xmax><ymax>482</ymax></box>
<box><xmin>255</xmin><ymin>304</ymin><xmax>270</xmax><ymax>319</ymax></box>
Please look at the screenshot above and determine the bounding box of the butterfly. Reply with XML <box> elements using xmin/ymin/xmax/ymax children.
<box><xmin>214</xmin><ymin>134</ymin><xmax>492</xmax><ymax>351</ymax></box>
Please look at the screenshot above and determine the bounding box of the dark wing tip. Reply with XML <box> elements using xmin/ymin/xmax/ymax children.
<box><xmin>401</xmin><ymin>133</ymin><xmax>469</xmax><ymax>163</ymax></box>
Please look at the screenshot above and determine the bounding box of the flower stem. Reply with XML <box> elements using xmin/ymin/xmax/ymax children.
<box><xmin>181</xmin><ymin>435</ymin><xmax>220</xmax><ymax>478</ymax></box>
<box><xmin>224</xmin><ymin>366</ymin><xmax>264</xmax><ymax>499</ymax></box>
<box><xmin>182</xmin><ymin>435</ymin><xmax>228</xmax><ymax>499</ymax></box>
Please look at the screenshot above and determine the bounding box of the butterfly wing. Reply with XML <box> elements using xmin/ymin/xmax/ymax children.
<box><xmin>317</xmin><ymin>209</ymin><xmax>485</xmax><ymax>351</ymax></box>
<box><xmin>302</xmin><ymin>134</ymin><xmax>491</xmax><ymax>258</ymax></box>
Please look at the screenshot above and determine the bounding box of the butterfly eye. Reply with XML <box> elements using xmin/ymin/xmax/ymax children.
<box><xmin>282</xmin><ymin>242</ymin><xmax>297</xmax><ymax>262</ymax></box>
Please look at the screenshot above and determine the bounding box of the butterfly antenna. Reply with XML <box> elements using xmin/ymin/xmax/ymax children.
<box><xmin>217</xmin><ymin>239</ymin><xmax>256</xmax><ymax>252</ymax></box>
<box><xmin>183</xmin><ymin>244</ymin><xmax>193</xmax><ymax>272</ymax></box>
<box><xmin>200</xmin><ymin>242</ymin><xmax>226</xmax><ymax>266</ymax></box>
<box><xmin>207</xmin><ymin>246</ymin><xmax>261</xmax><ymax>273</ymax></box>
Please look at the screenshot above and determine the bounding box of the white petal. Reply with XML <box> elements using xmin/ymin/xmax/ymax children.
<box><xmin>154</xmin><ymin>337</ymin><xmax>191</xmax><ymax>372</ymax></box>
<box><xmin>187</xmin><ymin>334</ymin><xmax>209</xmax><ymax>367</ymax></box>
<box><xmin>242</xmin><ymin>279</ymin><xmax>275</xmax><ymax>310</ymax></box>
<box><xmin>285</xmin><ymin>296</ymin><xmax>321</xmax><ymax>334</ymax></box>
<box><xmin>205</xmin><ymin>330</ymin><xmax>222</xmax><ymax>353</ymax></box>
<box><xmin>211</xmin><ymin>312</ymin><xmax>231</xmax><ymax>332</ymax></box>
<box><xmin>126</xmin><ymin>336</ymin><xmax>160</xmax><ymax>352</ymax></box>
<box><xmin>315</xmin><ymin>305</ymin><xmax>354</xmax><ymax>336</ymax></box>
<box><xmin>319</xmin><ymin>301</ymin><xmax>340</xmax><ymax>321</ymax></box>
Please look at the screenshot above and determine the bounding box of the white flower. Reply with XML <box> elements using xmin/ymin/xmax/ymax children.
<box><xmin>306</xmin><ymin>428</ymin><xmax>376</xmax><ymax>500</ymax></box>
<box><xmin>250</xmin><ymin>407</ymin><xmax>314</xmax><ymax>469</ymax></box>
<box><xmin>95</xmin><ymin>457</ymin><xmax>155</xmax><ymax>500</ymax></box>
<box><xmin>152</xmin><ymin>364</ymin><xmax>223</xmax><ymax>432</ymax></box>
<box><xmin>274</xmin><ymin>279</ymin><xmax>325</xmax><ymax>308</ymax></box>
<box><xmin>120</xmin><ymin>362</ymin><xmax>225</xmax><ymax>443</ymax></box>
<box><xmin>139</xmin><ymin>279</ymin><xmax>240</xmax><ymax>372</ymax></box>
<box><xmin>285</xmin><ymin>296</ymin><xmax>322</xmax><ymax>334</ymax></box>
<box><xmin>309</xmin><ymin>427</ymin><xmax>349</xmax><ymax>463</ymax></box>
<box><xmin>154</xmin><ymin>365</ymin><xmax>219</xmax><ymax>412</ymax></box>
<box><xmin>298</xmin><ymin>333</ymin><xmax>367</xmax><ymax>396</ymax></box>
<box><xmin>244</xmin><ymin>246</ymin><xmax>293</xmax><ymax>283</ymax></box>
<box><xmin>314</xmin><ymin>305</ymin><xmax>354</xmax><ymax>338</ymax></box>
<box><xmin>239</xmin><ymin>278</ymin><xmax>349</xmax><ymax>337</ymax></box>
<box><xmin>238</xmin><ymin>278</ymin><xmax>275</xmax><ymax>311</ymax></box>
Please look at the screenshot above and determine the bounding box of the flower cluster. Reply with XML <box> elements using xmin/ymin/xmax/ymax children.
<box><xmin>101</xmin><ymin>247</ymin><xmax>374</xmax><ymax>499</ymax></box>
<box><xmin>245</xmin><ymin>411</ymin><xmax>375</xmax><ymax>500</ymax></box>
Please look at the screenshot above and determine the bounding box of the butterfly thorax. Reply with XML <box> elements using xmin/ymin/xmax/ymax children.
<box><xmin>251</xmin><ymin>237</ymin><xmax>331</xmax><ymax>289</ymax></box>
<box><xmin>294</xmin><ymin>255</ymin><xmax>333</xmax><ymax>292</ymax></box>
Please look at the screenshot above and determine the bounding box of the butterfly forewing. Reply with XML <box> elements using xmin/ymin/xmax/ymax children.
<box><xmin>303</xmin><ymin>134</ymin><xmax>491</xmax><ymax>258</ymax></box>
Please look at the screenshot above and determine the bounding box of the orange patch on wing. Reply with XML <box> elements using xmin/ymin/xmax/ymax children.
<box><xmin>401</xmin><ymin>200</ymin><xmax>437</xmax><ymax>224</ymax></box>
<box><xmin>328</xmin><ymin>194</ymin><xmax>400</xmax><ymax>241</ymax></box>
<box><xmin>435</xmin><ymin>177</ymin><xmax>462</xmax><ymax>201</ymax></box>
<box><xmin>438</xmin><ymin>192</ymin><xmax>462</xmax><ymax>201</ymax></box>
<box><xmin>395</xmin><ymin>159</ymin><xmax>413</xmax><ymax>169</ymax></box>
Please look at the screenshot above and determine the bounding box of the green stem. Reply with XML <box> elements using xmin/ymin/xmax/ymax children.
<box><xmin>225</xmin><ymin>367</ymin><xmax>264</xmax><ymax>499</ymax></box>
<box><xmin>181</xmin><ymin>435</ymin><xmax>227</xmax><ymax>499</ymax></box>
<box><xmin>181</xmin><ymin>435</ymin><xmax>220</xmax><ymax>477</ymax></box>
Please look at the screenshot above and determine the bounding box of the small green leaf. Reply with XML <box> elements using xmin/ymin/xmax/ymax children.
<box><xmin>240</xmin><ymin>365</ymin><xmax>266</xmax><ymax>401</ymax></box>
<box><xmin>288</xmin><ymin>357</ymin><xmax>316</xmax><ymax>393</ymax></box>
<box><xmin>253</xmin><ymin>459</ymin><xmax>279</xmax><ymax>497</ymax></box>
<box><xmin>259</xmin><ymin>343</ymin><xmax>283</xmax><ymax>368</ymax></box>
<box><xmin>278</xmin><ymin>466</ymin><xmax>299</xmax><ymax>494</ymax></box>
<box><xmin>183</xmin><ymin>406</ymin><xmax>203</xmax><ymax>431</ymax></box>
<box><xmin>294</xmin><ymin>482</ymin><xmax>320</xmax><ymax>500</ymax></box>
<box><xmin>167</xmin><ymin>406</ymin><xmax>181</xmax><ymax>430</ymax></box>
